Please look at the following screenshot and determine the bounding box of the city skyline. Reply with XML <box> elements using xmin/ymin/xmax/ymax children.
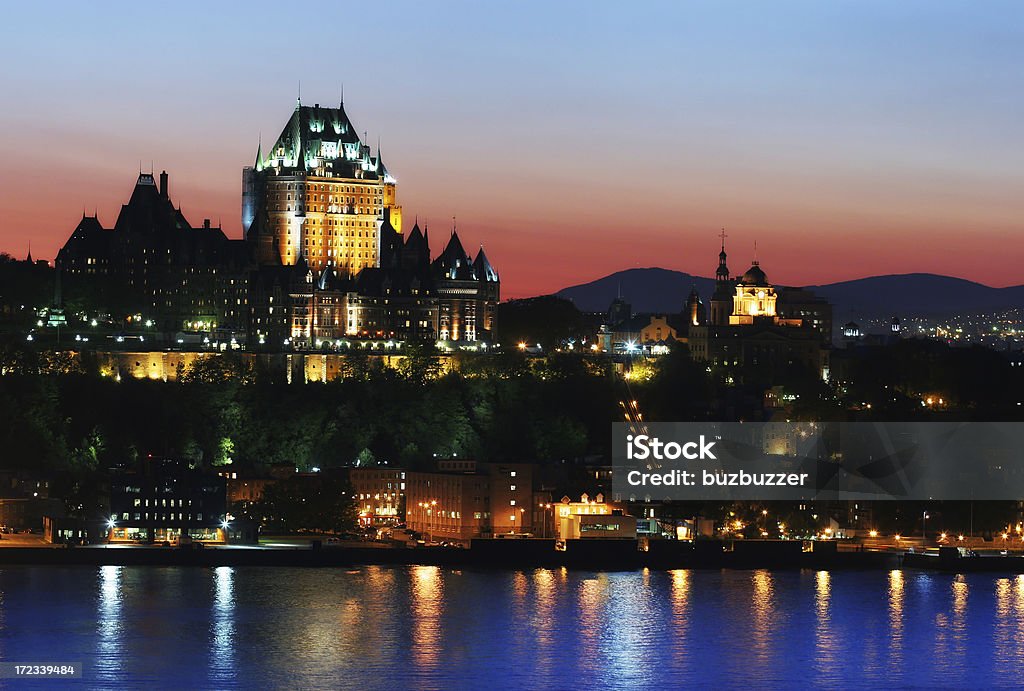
<box><xmin>2</xmin><ymin>2</ymin><xmax>1023</xmax><ymax>298</ymax></box>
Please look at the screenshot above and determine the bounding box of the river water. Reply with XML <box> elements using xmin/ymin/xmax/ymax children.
<box><xmin>0</xmin><ymin>565</ymin><xmax>1021</xmax><ymax>689</ymax></box>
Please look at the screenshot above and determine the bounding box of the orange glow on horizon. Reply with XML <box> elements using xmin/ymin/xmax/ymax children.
<box><xmin>4</xmin><ymin>154</ymin><xmax>1023</xmax><ymax>300</ymax></box>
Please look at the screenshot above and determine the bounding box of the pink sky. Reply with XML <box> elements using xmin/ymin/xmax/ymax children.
<box><xmin>1</xmin><ymin>3</ymin><xmax>1022</xmax><ymax>299</ymax></box>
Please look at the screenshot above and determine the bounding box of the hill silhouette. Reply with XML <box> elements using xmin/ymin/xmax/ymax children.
<box><xmin>555</xmin><ymin>268</ymin><xmax>1024</xmax><ymax>321</ymax></box>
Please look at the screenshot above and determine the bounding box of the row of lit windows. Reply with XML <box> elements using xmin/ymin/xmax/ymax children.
<box><xmin>119</xmin><ymin>512</ymin><xmax>203</xmax><ymax>521</ymax></box>
<box><xmin>132</xmin><ymin>498</ymin><xmax>193</xmax><ymax>507</ymax></box>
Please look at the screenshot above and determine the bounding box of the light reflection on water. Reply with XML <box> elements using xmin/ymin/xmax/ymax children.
<box><xmin>991</xmin><ymin>574</ymin><xmax>1024</xmax><ymax>678</ymax></box>
<box><xmin>887</xmin><ymin>569</ymin><xmax>904</xmax><ymax>677</ymax></box>
<box><xmin>669</xmin><ymin>569</ymin><xmax>691</xmax><ymax>676</ymax></box>
<box><xmin>209</xmin><ymin>566</ymin><xmax>235</xmax><ymax>684</ymax></box>
<box><xmin>95</xmin><ymin>565</ymin><xmax>123</xmax><ymax>684</ymax></box>
<box><xmin>409</xmin><ymin>565</ymin><xmax>443</xmax><ymax>675</ymax></box>
<box><xmin>813</xmin><ymin>570</ymin><xmax>837</xmax><ymax>684</ymax></box>
<box><xmin>751</xmin><ymin>570</ymin><xmax>776</xmax><ymax>667</ymax></box>
<box><xmin>0</xmin><ymin>567</ymin><xmax>1021</xmax><ymax>687</ymax></box>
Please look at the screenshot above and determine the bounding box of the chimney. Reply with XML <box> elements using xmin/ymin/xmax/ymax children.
<box><xmin>159</xmin><ymin>170</ymin><xmax>168</xmax><ymax>199</ymax></box>
<box><xmin>203</xmin><ymin>219</ymin><xmax>211</xmax><ymax>229</ymax></box>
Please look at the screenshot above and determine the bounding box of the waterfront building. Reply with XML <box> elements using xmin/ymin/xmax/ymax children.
<box><xmin>0</xmin><ymin>471</ymin><xmax>63</xmax><ymax>532</ymax></box>
<box><xmin>0</xmin><ymin>497</ymin><xmax>65</xmax><ymax>533</ymax></box>
<box><xmin>551</xmin><ymin>493</ymin><xmax>637</xmax><ymax>540</ymax></box>
<box><xmin>225</xmin><ymin>474</ymin><xmax>275</xmax><ymax>512</ymax></box>
<box><xmin>108</xmin><ymin>457</ymin><xmax>227</xmax><ymax>544</ymax></box>
<box><xmin>405</xmin><ymin>461</ymin><xmax>535</xmax><ymax>544</ymax></box>
<box><xmin>349</xmin><ymin>467</ymin><xmax>406</xmax><ymax>527</ymax></box>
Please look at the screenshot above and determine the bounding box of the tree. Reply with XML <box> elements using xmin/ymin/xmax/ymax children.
<box><xmin>496</xmin><ymin>295</ymin><xmax>587</xmax><ymax>349</ymax></box>
<box><xmin>252</xmin><ymin>473</ymin><xmax>358</xmax><ymax>534</ymax></box>
<box><xmin>396</xmin><ymin>341</ymin><xmax>442</xmax><ymax>384</ymax></box>
<box><xmin>180</xmin><ymin>353</ymin><xmax>255</xmax><ymax>384</ymax></box>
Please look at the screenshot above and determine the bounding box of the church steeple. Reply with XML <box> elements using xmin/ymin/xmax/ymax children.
<box><xmin>716</xmin><ymin>229</ymin><xmax>730</xmax><ymax>283</ymax></box>
<box><xmin>710</xmin><ymin>230</ymin><xmax>734</xmax><ymax>325</ymax></box>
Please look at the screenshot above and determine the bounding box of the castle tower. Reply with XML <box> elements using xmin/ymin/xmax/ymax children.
<box><xmin>243</xmin><ymin>99</ymin><xmax>402</xmax><ymax>276</ymax></box>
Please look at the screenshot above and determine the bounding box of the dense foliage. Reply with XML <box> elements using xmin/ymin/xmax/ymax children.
<box><xmin>0</xmin><ymin>353</ymin><xmax>622</xmax><ymax>478</ymax></box>
<box><xmin>2</xmin><ymin>336</ymin><xmax>1021</xmax><ymax>532</ymax></box>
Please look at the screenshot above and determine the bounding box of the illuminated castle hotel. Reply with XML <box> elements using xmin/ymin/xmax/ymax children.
<box><xmin>57</xmin><ymin>98</ymin><xmax>500</xmax><ymax>348</ymax></box>
<box><xmin>242</xmin><ymin>99</ymin><xmax>401</xmax><ymax>275</ymax></box>
<box><xmin>687</xmin><ymin>238</ymin><xmax>831</xmax><ymax>379</ymax></box>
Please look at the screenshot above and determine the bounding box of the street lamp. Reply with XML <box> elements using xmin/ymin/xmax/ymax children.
<box><xmin>431</xmin><ymin>500</ymin><xmax>437</xmax><ymax>543</ymax></box>
<box><xmin>541</xmin><ymin>503</ymin><xmax>552</xmax><ymax>538</ymax></box>
<box><xmin>922</xmin><ymin>511</ymin><xmax>929</xmax><ymax>540</ymax></box>
<box><xmin>418</xmin><ymin>500</ymin><xmax>437</xmax><ymax>544</ymax></box>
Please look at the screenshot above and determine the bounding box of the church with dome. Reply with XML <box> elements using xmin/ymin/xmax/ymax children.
<box><xmin>688</xmin><ymin>237</ymin><xmax>832</xmax><ymax>381</ymax></box>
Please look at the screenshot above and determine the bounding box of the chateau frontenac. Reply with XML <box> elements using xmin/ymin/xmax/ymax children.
<box><xmin>57</xmin><ymin>99</ymin><xmax>500</xmax><ymax>349</ymax></box>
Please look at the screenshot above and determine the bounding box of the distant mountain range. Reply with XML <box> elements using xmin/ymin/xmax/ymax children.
<box><xmin>554</xmin><ymin>268</ymin><xmax>1024</xmax><ymax>322</ymax></box>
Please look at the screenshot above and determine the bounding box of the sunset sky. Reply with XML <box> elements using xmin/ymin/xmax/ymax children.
<box><xmin>1</xmin><ymin>1</ymin><xmax>1021</xmax><ymax>298</ymax></box>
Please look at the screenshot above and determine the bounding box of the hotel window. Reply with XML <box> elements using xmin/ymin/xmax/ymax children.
<box><xmin>510</xmin><ymin>500</ymin><xmax>516</xmax><ymax>506</ymax></box>
<box><xmin>510</xmin><ymin>485</ymin><xmax>516</xmax><ymax>491</ymax></box>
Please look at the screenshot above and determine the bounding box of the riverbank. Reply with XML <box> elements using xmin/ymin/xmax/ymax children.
<box><xmin>0</xmin><ymin>539</ymin><xmax>902</xmax><ymax>570</ymax></box>
<box><xmin>5</xmin><ymin>539</ymin><xmax>1024</xmax><ymax>572</ymax></box>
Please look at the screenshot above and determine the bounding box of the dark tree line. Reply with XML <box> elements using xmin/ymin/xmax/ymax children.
<box><xmin>0</xmin><ymin>351</ymin><xmax>623</xmax><ymax>481</ymax></box>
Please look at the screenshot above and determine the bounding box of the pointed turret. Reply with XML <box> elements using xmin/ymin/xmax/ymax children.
<box><xmin>254</xmin><ymin>136</ymin><xmax>264</xmax><ymax>172</ymax></box>
<box><xmin>473</xmin><ymin>246</ymin><xmax>499</xmax><ymax>282</ymax></box>
<box><xmin>399</xmin><ymin>221</ymin><xmax>430</xmax><ymax>270</ymax></box>
<box><xmin>406</xmin><ymin>221</ymin><xmax>424</xmax><ymax>247</ymax></box>
<box><xmin>433</xmin><ymin>229</ymin><xmax>475</xmax><ymax>280</ymax></box>
<box><xmin>375</xmin><ymin>145</ymin><xmax>395</xmax><ymax>182</ymax></box>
